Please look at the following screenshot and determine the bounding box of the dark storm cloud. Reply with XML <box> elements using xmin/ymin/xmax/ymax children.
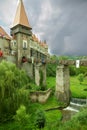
<box><xmin>0</xmin><ymin>0</ymin><xmax>87</xmax><ymax>56</ymax></box>
<box><xmin>25</xmin><ymin>0</ymin><xmax>87</xmax><ymax>56</ymax></box>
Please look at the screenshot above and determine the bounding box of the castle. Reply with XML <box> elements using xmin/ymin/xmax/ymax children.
<box><xmin>0</xmin><ymin>0</ymin><xmax>48</xmax><ymax>66</ymax></box>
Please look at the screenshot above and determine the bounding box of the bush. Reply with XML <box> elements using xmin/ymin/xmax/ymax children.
<box><xmin>14</xmin><ymin>105</ymin><xmax>30</xmax><ymax>126</ymax></box>
<box><xmin>69</xmin><ymin>66</ymin><xmax>76</xmax><ymax>76</ymax></box>
<box><xmin>47</xmin><ymin>63</ymin><xmax>57</xmax><ymax>77</ymax></box>
<box><xmin>0</xmin><ymin>61</ymin><xmax>30</xmax><ymax>123</ymax></box>
<box><xmin>34</xmin><ymin>109</ymin><xmax>46</xmax><ymax>129</ymax></box>
<box><xmin>78</xmin><ymin>73</ymin><xmax>84</xmax><ymax>84</ymax></box>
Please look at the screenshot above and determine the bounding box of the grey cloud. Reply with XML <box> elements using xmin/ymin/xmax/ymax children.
<box><xmin>0</xmin><ymin>0</ymin><xmax>87</xmax><ymax>56</ymax></box>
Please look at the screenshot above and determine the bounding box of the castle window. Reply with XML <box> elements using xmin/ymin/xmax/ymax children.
<box><xmin>11</xmin><ymin>50</ymin><xmax>16</xmax><ymax>55</ymax></box>
<box><xmin>23</xmin><ymin>40</ymin><xmax>27</xmax><ymax>49</ymax></box>
<box><xmin>12</xmin><ymin>40</ymin><xmax>16</xmax><ymax>46</ymax></box>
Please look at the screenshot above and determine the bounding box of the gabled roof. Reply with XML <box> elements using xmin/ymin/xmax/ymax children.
<box><xmin>12</xmin><ymin>0</ymin><xmax>32</xmax><ymax>29</ymax></box>
<box><xmin>0</xmin><ymin>26</ymin><xmax>11</xmax><ymax>40</ymax></box>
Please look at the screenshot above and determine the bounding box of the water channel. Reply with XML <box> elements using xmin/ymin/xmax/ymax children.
<box><xmin>61</xmin><ymin>98</ymin><xmax>87</xmax><ymax>122</ymax></box>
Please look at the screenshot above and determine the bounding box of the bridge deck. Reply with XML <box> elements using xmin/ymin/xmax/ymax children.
<box><xmin>59</xmin><ymin>60</ymin><xmax>87</xmax><ymax>66</ymax></box>
<box><xmin>27</xmin><ymin>58</ymin><xmax>87</xmax><ymax>66</ymax></box>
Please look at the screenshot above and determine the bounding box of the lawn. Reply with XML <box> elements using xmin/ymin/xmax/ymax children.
<box><xmin>70</xmin><ymin>76</ymin><xmax>87</xmax><ymax>98</ymax></box>
<box><xmin>0</xmin><ymin>76</ymin><xmax>87</xmax><ymax>130</ymax></box>
<box><xmin>47</xmin><ymin>76</ymin><xmax>87</xmax><ymax>98</ymax></box>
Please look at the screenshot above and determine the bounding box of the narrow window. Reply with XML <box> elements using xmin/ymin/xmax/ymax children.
<box><xmin>23</xmin><ymin>40</ymin><xmax>27</xmax><ymax>49</ymax></box>
<box><xmin>12</xmin><ymin>40</ymin><xmax>16</xmax><ymax>46</ymax></box>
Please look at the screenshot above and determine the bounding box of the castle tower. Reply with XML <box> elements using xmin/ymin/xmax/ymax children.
<box><xmin>10</xmin><ymin>0</ymin><xmax>32</xmax><ymax>66</ymax></box>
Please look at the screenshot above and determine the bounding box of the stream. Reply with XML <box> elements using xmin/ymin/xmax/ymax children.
<box><xmin>61</xmin><ymin>99</ymin><xmax>86</xmax><ymax>122</ymax></box>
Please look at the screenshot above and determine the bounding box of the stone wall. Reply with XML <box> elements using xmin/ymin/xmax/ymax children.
<box><xmin>35</xmin><ymin>63</ymin><xmax>46</xmax><ymax>87</ymax></box>
<box><xmin>35</xmin><ymin>64</ymin><xmax>40</xmax><ymax>86</ymax></box>
<box><xmin>55</xmin><ymin>65</ymin><xmax>71</xmax><ymax>105</ymax></box>
<box><xmin>22</xmin><ymin>62</ymin><xmax>34</xmax><ymax>79</ymax></box>
<box><xmin>30</xmin><ymin>88</ymin><xmax>52</xmax><ymax>103</ymax></box>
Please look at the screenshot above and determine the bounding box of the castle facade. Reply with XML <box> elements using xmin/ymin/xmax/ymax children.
<box><xmin>0</xmin><ymin>0</ymin><xmax>48</xmax><ymax>66</ymax></box>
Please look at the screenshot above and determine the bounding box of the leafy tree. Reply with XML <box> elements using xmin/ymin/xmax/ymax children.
<box><xmin>78</xmin><ymin>73</ymin><xmax>84</xmax><ymax>84</ymax></box>
<box><xmin>0</xmin><ymin>61</ymin><xmax>30</xmax><ymax>123</ymax></box>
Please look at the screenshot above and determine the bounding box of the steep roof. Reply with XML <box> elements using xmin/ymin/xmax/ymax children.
<box><xmin>12</xmin><ymin>0</ymin><xmax>32</xmax><ymax>29</ymax></box>
<box><xmin>0</xmin><ymin>26</ymin><xmax>11</xmax><ymax>40</ymax></box>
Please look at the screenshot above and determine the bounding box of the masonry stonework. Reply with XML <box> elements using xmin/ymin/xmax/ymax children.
<box><xmin>55</xmin><ymin>65</ymin><xmax>71</xmax><ymax>105</ymax></box>
<box><xmin>35</xmin><ymin>64</ymin><xmax>46</xmax><ymax>87</ymax></box>
<box><xmin>0</xmin><ymin>0</ymin><xmax>48</xmax><ymax>85</ymax></box>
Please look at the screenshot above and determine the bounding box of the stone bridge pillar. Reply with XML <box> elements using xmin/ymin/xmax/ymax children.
<box><xmin>35</xmin><ymin>64</ymin><xmax>40</xmax><ymax>86</ymax></box>
<box><xmin>55</xmin><ymin>65</ymin><xmax>71</xmax><ymax>105</ymax></box>
<box><xmin>22</xmin><ymin>62</ymin><xmax>34</xmax><ymax>79</ymax></box>
<box><xmin>35</xmin><ymin>64</ymin><xmax>46</xmax><ymax>89</ymax></box>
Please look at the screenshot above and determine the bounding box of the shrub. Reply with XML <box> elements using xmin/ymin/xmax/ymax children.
<box><xmin>78</xmin><ymin>73</ymin><xmax>84</xmax><ymax>84</ymax></box>
<box><xmin>14</xmin><ymin>105</ymin><xmax>30</xmax><ymax>126</ymax></box>
<box><xmin>0</xmin><ymin>61</ymin><xmax>30</xmax><ymax>123</ymax></box>
<box><xmin>34</xmin><ymin>109</ymin><xmax>46</xmax><ymax>129</ymax></box>
<box><xmin>46</xmin><ymin>63</ymin><xmax>57</xmax><ymax>77</ymax></box>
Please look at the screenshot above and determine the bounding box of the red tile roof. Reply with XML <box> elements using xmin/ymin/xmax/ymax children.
<box><xmin>0</xmin><ymin>26</ymin><xmax>11</xmax><ymax>40</ymax></box>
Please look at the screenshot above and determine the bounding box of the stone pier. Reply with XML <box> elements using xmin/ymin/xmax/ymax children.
<box><xmin>35</xmin><ymin>64</ymin><xmax>40</xmax><ymax>86</ymax></box>
<box><xmin>35</xmin><ymin>63</ymin><xmax>46</xmax><ymax>88</ymax></box>
<box><xmin>55</xmin><ymin>65</ymin><xmax>71</xmax><ymax>105</ymax></box>
<box><xmin>22</xmin><ymin>62</ymin><xmax>34</xmax><ymax>79</ymax></box>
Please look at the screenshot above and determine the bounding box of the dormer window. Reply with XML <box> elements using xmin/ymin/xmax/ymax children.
<box><xmin>23</xmin><ymin>40</ymin><xmax>27</xmax><ymax>49</ymax></box>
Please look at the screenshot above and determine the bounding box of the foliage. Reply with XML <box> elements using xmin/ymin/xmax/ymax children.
<box><xmin>57</xmin><ymin>108</ymin><xmax>87</xmax><ymax>130</ymax></box>
<box><xmin>69</xmin><ymin>65</ymin><xmax>87</xmax><ymax>76</ymax></box>
<box><xmin>47</xmin><ymin>55</ymin><xmax>87</xmax><ymax>77</ymax></box>
<box><xmin>78</xmin><ymin>73</ymin><xmax>84</xmax><ymax>84</ymax></box>
<box><xmin>0</xmin><ymin>61</ymin><xmax>30</xmax><ymax>123</ymax></box>
<box><xmin>46</xmin><ymin>63</ymin><xmax>57</xmax><ymax>77</ymax></box>
<box><xmin>13</xmin><ymin>105</ymin><xmax>30</xmax><ymax>126</ymax></box>
<box><xmin>47</xmin><ymin>76</ymin><xmax>87</xmax><ymax>99</ymax></box>
<box><xmin>34</xmin><ymin>109</ymin><xmax>46</xmax><ymax>129</ymax></box>
<box><xmin>39</xmin><ymin>69</ymin><xmax>46</xmax><ymax>91</ymax></box>
<box><xmin>69</xmin><ymin>66</ymin><xmax>77</xmax><ymax>76</ymax></box>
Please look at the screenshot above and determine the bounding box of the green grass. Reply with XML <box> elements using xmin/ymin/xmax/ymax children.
<box><xmin>47</xmin><ymin>77</ymin><xmax>56</xmax><ymax>89</ymax></box>
<box><xmin>70</xmin><ymin>76</ymin><xmax>87</xmax><ymax>98</ymax></box>
<box><xmin>45</xmin><ymin>110</ymin><xmax>62</xmax><ymax>123</ymax></box>
<box><xmin>0</xmin><ymin>122</ymin><xmax>20</xmax><ymax>130</ymax></box>
<box><xmin>47</xmin><ymin>76</ymin><xmax>87</xmax><ymax>98</ymax></box>
<box><xmin>1</xmin><ymin>76</ymin><xmax>87</xmax><ymax>130</ymax></box>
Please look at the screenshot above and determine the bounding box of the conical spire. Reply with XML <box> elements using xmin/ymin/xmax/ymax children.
<box><xmin>12</xmin><ymin>0</ymin><xmax>32</xmax><ymax>29</ymax></box>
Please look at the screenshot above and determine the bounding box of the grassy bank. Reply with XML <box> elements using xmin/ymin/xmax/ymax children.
<box><xmin>0</xmin><ymin>95</ymin><xmax>62</xmax><ymax>130</ymax></box>
<box><xmin>47</xmin><ymin>76</ymin><xmax>87</xmax><ymax>98</ymax></box>
<box><xmin>70</xmin><ymin>76</ymin><xmax>87</xmax><ymax>98</ymax></box>
<box><xmin>0</xmin><ymin>76</ymin><xmax>87</xmax><ymax>130</ymax></box>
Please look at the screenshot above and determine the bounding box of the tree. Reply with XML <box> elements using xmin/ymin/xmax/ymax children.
<box><xmin>78</xmin><ymin>73</ymin><xmax>84</xmax><ymax>84</ymax></box>
<box><xmin>0</xmin><ymin>61</ymin><xmax>30</xmax><ymax>122</ymax></box>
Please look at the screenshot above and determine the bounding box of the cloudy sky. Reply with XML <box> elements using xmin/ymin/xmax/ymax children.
<box><xmin>0</xmin><ymin>0</ymin><xmax>87</xmax><ymax>56</ymax></box>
